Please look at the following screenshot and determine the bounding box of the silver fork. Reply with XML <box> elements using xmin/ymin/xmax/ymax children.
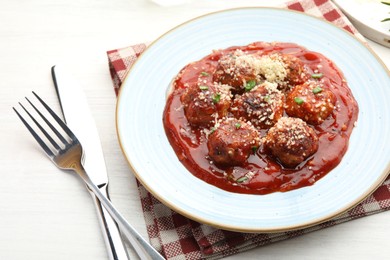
<box><xmin>13</xmin><ymin>92</ymin><xmax>165</xmax><ymax>260</ymax></box>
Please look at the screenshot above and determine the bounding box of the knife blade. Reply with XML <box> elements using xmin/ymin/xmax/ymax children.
<box><xmin>51</xmin><ymin>65</ymin><xmax>129</xmax><ymax>260</ymax></box>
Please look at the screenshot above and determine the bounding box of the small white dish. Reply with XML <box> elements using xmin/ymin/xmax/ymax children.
<box><xmin>334</xmin><ymin>0</ymin><xmax>390</xmax><ymax>47</ymax></box>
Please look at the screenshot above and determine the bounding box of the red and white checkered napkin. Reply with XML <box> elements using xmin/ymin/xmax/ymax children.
<box><xmin>107</xmin><ymin>0</ymin><xmax>390</xmax><ymax>259</ymax></box>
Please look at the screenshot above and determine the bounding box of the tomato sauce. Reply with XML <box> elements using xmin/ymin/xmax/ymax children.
<box><xmin>163</xmin><ymin>42</ymin><xmax>359</xmax><ymax>195</ymax></box>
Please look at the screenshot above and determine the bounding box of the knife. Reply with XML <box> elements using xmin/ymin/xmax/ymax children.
<box><xmin>51</xmin><ymin>65</ymin><xmax>130</xmax><ymax>260</ymax></box>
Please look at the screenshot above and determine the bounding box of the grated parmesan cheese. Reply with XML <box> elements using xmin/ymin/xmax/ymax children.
<box><xmin>219</xmin><ymin>50</ymin><xmax>288</xmax><ymax>86</ymax></box>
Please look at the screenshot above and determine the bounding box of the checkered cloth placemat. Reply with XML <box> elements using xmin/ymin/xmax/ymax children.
<box><xmin>107</xmin><ymin>0</ymin><xmax>390</xmax><ymax>259</ymax></box>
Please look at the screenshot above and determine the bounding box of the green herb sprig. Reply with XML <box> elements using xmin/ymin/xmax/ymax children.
<box><xmin>294</xmin><ymin>97</ymin><xmax>304</xmax><ymax>105</ymax></box>
<box><xmin>244</xmin><ymin>80</ymin><xmax>256</xmax><ymax>92</ymax></box>
<box><xmin>236</xmin><ymin>176</ymin><xmax>248</xmax><ymax>183</ymax></box>
<box><xmin>381</xmin><ymin>2</ymin><xmax>390</xmax><ymax>27</ymax></box>
<box><xmin>212</xmin><ymin>93</ymin><xmax>221</xmax><ymax>103</ymax></box>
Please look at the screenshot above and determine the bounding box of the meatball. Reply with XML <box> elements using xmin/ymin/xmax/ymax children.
<box><xmin>285</xmin><ymin>81</ymin><xmax>336</xmax><ymax>125</ymax></box>
<box><xmin>181</xmin><ymin>82</ymin><xmax>232</xmax><ymax>126</ymax></box>
<box><xmin>281</xmin><ymin>54</ymin><xmax>308</xmax><ymax>88</ymax></box>
<box><xmin>231</xmin><ymin>82</ymin><xmax>285</xmax><ymax>129</ymax></box>
<box><xmin>213</xmin><ymin>49</ymin><xmax>259</xmax><ymax>92</ymax></box>
<box><xmin>207</xmin><ymin>118</ymin><xmax>260</xmax><ymax>166</ymax></box>
<box><xmin>263</xmin><ymin>117</ymin><xmax>319</xmax><ymax>168</ymax></box>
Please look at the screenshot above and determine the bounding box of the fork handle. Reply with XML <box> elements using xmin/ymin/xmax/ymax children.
<box><xmin>77</xmin><ymin>167</ymin><xmax>165</xmax><ymax>260</ymax></box>
<box><xmin>89</xmin><ymin>187</ymin><xmax>129</xmax><ymax>260</ymax></box>
<box><xmin>90</xmin><ymin>187</ymin><xmax>153</xmax><ymax>260</ymax></box>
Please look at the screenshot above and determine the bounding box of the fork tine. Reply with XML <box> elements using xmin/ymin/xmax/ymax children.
<box><xmin>32</xmin><ymin>91</ymin><xmax>76</xmax><ymax>140</ymax></box>
<box><xmin>25</xmin><ymin>96</ymin><xmax>68</xmax><ymax>145</ymax></box>
<box><xmin>13</xmin><ymin>106</ymin><xmax>55</xmax><ymax>158</ymax></box>
<box><xmin>19</xmin><ymin>101</ymin><xmax>62</xmax><ymax>151</ymax></box>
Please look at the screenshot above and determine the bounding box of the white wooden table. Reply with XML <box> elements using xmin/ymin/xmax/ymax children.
<box><xmin>1</xmin><ymin>0</ymin><xmax>389</xmax><ymax>259</ymax></box>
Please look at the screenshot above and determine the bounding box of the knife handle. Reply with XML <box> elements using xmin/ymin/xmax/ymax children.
<box><xmin>89</xmin><ymin>185</ymin><xmax>129</xmax><ymax>260</ymax></box>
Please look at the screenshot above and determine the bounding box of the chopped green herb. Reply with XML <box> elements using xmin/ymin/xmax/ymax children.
<box><xmin>311</xmin><ymin>73</ymin><xmax>323</xmax><ymax>79</ymax></box>
<box><xmin>200</xmin><ymin>71</ymin><xmax>209</xmax><ymax>76</ymax></box>
<box><xmin>234</xmin><ymin>122</ymin><xmax>241</xmax><ymax>129</ymax></box>
<box><xmin>251</xmin><ymin>146</ymin><xmax>258</xmax><ymax>153</ymax></box>
<box><xmin>212</xmin><ymin>93</ymin><xmax>221</xmax><ymax>103</ymax></box>
<box><xmin>312</xmin><ymin>86</ymin><xmax>323</xmax><ymax>94</ymax></box>
<box><xmin>199</xmin><ymin>85</ymin><xmax>208</xmax><ymax>90</ymax></box>
<box><xmin>294</xmin><ymin>97</ymin><xmax>304</xmax><ymax>105</ymax></box>
<box><xmin>381</xmin><ymin>1</ymin><xmax>390</xmax><ymax>29</ymax></box>
<box><xmin>236</xmin><ymin>176</ymin><xmax>248</xmax><ymax>183</ymax></box>
<box><xmin>209</xmin><ymin>127</ymin><xmax>216</xmax><ymax>134</ymax></box>
<box><xmin>263</xmin><ymin>95</ymin><xmax>270</xmax><ymax>103</ymax></box>
<box><xmin>244</xmin><ymin>80</ymin><xmax>256</xmax><ymax>92</ymax></box>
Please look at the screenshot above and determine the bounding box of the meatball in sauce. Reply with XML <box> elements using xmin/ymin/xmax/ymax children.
<box><xmin>285</xmin><ymin>81</ymin><xmax>336</xmax><ymax>125</ymax></box>
<box><xmin>181</xmin><ymin>82</ymin><xmax>232</xmax><ymax>127</ymax></box>
<box><xmin>231</xmin><ymin>81</ymin><xmax>285</xmax><ymax>129</ymax></box>
<box><xmin>207</xmin><ymin>118</ymin><xmax>260</xmax><ymax>166</ymax></box>
<box><xmin>213</xmin><ymin>50</ymin><xmax>260</xmax><ymax>92</ymax></box>
<box><xmin>281</xmin><ymin>54</ymin><xmax>309</xmax><ymax>89</ymax></box>
<box><xmin>163</xmin><ymin>41</ymin><xmax>358</xmax><ymax>194</ymax></box>
<box><xmin>263</xmin><ymin>117</ymin><xmax>319</xmax><ymax>168</ymax></box>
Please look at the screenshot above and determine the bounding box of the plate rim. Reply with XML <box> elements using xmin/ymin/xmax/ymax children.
<box><xmin>115</xmin><ymin>7</ymin><xmax>390</xmax><ymax>232</ymax></box>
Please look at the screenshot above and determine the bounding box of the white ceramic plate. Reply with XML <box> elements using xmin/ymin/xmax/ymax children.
<box><xmin>116</xmin><ymin>8</ymin><xmax>390</xmax><ymax>232</ymax></box>
<box><xmin>334</xmin><ymin>0</ymin><xmax>390</xmax><ymax>47</ymax></box>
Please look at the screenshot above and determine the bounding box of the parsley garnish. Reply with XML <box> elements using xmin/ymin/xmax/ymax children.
<box><xmin>212</xmin><ymin>93</ymin><xmax>221</xmax><ymax>103</ymax></box>
<box><xmin>236</xmin><ymin>176</ymin><xmax>248</xmax><ymax>183</ymax></box>
<box><xmin>381</xmin><ymin>2</ymin><xmax>390</xmax><ymax>27</ymax></box>
<box><xmin>244</xmin><ymin>80</ymin><xmax>256</xmax><ymax>92</ymax></box>
<box><xmin>294</xmin><ymin>97</ymin><xmax>304</xmax><ymax>105</ymax></box>
<box><xmin>311</xmin><ymin>73</ymin><xmax>323</xmax><ymax>79</ymax></box>
<box><xmin>312</xmin><ymin>86</ymin><xmax>323</xmax><ymax>94</ymax></box>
